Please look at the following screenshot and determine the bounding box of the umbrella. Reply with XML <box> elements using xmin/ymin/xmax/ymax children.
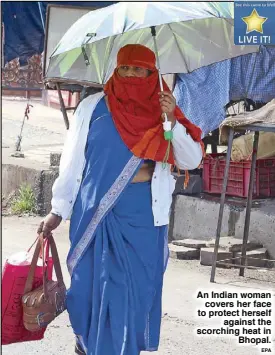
<box><xmin>45</xmin><ymin>1</ymin><xmax>259</xmax><ymax>89</ymax></box>
<box><xmin>45</xmin><ymin>1</ymin><xmax>261</xmax><ymax>132</ymax></box>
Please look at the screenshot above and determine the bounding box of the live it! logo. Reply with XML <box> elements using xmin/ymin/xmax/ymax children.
<box><xmin>234</xmin><ymin>1</ymin><xmax>275</xmax><ymax>45</ymax></box>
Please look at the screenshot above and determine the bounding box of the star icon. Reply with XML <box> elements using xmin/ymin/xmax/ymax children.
<box><xmin>242</xmin><ymin>8</ymin><xmax>267</xmax><ymax>34</ymax></box>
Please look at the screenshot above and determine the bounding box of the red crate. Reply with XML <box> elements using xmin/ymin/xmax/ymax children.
<box><xmin>203</xmin><ymin>154</ymin><xmax>275</xmax><ymax>198</ymax></box>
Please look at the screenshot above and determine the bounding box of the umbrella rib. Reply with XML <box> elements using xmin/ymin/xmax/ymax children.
<box><xmin>102</xmin><ymin>36</ymin><xmax>116</xmax><ymax>84</ymax></box>
<box><xmin>167</xmin><ymin>24</ymin><xmax>190</xmax><ymax>74</ymax></box>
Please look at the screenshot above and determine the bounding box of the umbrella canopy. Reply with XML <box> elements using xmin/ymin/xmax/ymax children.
<box><xmin>45</xmin><ymin>1</ymin><xmax>258</xmax><ymax>88</ymax></box>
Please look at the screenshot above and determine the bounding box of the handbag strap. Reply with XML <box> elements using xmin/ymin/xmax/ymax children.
<box><xmin>27</xmin><ymin>237</ymin><xmax>39</xmax><ymax>252</ymax></box>
<box><xmin>24</xmin><ymin>236</ymin><xmax>44</xmax><ymax>295</ymax></box>
<box><xmin>24</xmin><ymin>234</ymin><xmax>65</xmax><ymax>300</ymax></box>
<box><xmin>42</xmin><ymin>235</ymin><xmax>65</xmax><ymax>300</ymax></box>
<box><xmin>46</xmin><ymin>235</ymin><xmax>65</xmax><ymax>286</ymax></box>
<box><xmin>27</xmin><ymin>236</ymin><xmax>50</xmax><ymax>260</ymax></box>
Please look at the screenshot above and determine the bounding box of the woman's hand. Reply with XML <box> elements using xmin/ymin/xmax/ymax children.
<box><xmin>37</xmin><ymin>213</ymin><xmax>62</xmax><ymax>238</ymax></box>
<box><xmin>158</xmin><ymin>91</ymin><xmax>176</xmax><ymax>127</ymax></box>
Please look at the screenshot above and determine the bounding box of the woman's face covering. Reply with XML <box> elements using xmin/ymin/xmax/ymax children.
<box><xmin>117</xmin><ymin>65</ymin><xmax>150</xmax><ymax>78</ymax></box>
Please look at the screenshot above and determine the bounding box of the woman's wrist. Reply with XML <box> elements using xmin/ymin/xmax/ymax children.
<box><xmin>167</xmin><ymin>113</ymin><xmax>177</xmax><ymax>129</ymax></box>
<box><xmin>51</xmin><ymin>211</ymin><xmax>62</xmax><ymax>219</ymax></box>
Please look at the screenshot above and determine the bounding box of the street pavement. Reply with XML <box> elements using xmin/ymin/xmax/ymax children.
<box><xmin>2</xmin><ymin>97</ymin><xmax>69</xmax><ymax>168</ymax></box>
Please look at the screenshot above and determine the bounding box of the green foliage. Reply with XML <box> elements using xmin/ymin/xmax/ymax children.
<box><xmin>11</xmin><ymin>184</ymin><xmax>36</xmax><ymax>214</ymax></box>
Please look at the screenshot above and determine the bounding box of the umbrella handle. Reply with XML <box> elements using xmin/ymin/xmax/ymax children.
<box><xmin>151</xmin><ymin>26</ymin><xmax>173</xmax><ymax>168</ymax></box>
<box><xmin>151</xmin><ymin>26</ymin><xmax>170</xmax><ymax>128</ymax></box>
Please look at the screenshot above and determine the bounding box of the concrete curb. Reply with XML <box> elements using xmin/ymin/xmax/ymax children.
<box><xmin>2</xmin><ymin>164</ymin><xmax>58</xmax><ymax>216</ymax></box>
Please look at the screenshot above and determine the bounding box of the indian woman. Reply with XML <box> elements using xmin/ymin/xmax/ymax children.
<box><xmin>38</xmin><ymin>44</ymin><xmax>203</xmax><ymax>355</ymax></box>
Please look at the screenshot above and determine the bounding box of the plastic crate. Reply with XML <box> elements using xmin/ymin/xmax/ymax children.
<box><xmin>203</xmin><ymin>154</ymin><xmax>275</xmax><ymax>198</ymax></box>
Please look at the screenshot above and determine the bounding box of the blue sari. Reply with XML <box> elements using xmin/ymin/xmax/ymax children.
<box><xmin>66</xmin><ymin>97</ymin><xmax>168</xmax><ymax>355</ymax></box>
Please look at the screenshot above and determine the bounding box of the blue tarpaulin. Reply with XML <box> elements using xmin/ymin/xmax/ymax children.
<box><xmin>173</xmin><ymin>46</ymin><xmax>275</xmax><ymax>136</ymax></box>
<box><xmin>2</xmin><ymin>2</ymin><xmax>116</xmax><ymax>65</ymax></box>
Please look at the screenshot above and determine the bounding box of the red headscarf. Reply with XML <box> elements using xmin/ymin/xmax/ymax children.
<box><xmin>104</xmin><ymin>44</ymin><xmax>203</xmax><ymax>165</ymax></box>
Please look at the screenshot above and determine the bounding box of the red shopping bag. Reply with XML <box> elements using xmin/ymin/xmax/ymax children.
<box><xmin>1</xmin><ymin>237</ymin><xmax>54</xmax><ymax>345</ymax></box>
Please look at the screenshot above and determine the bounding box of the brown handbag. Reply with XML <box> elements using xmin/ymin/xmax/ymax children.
<box><xmin>22</xmin><ymin>234</ymin><xmax>66</xmax><ymax>332</ymax></box>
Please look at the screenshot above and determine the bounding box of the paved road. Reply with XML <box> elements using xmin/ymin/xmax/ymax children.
<box><xmin>2</xmin><ymin>97</ymin><xmax>68</xmax><ymax>167</ymax></box>
<box><xmin>2</xmin><ymin>216</ymin><xmax>275</xmax><ymax>355</ymax></box>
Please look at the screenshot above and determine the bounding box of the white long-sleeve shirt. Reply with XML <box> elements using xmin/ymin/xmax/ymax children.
<box><xmin>51</xmin><ymin>91</ymin><xmax>202</xmax><ymax>226</ymax></box>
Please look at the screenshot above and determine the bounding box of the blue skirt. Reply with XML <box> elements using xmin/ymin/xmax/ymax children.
<box><xmin>67</xmin><ymin>181</ymin><xmax>167</xmax><ymax>355</ymax></box>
